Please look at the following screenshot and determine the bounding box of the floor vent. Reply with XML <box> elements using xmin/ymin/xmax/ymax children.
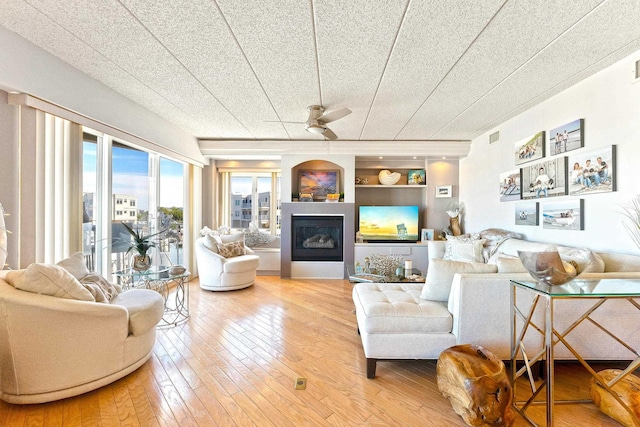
<box><xmin>489</xmin><ymin>131</ymin><xmax>500</xmax><ymax>144</ymax></box>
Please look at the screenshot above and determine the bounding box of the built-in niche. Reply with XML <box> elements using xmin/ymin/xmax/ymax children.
<box><xmin>291</xmin><ymin>160</ymin><xmax>344</xmax><ymax>201</ymax></box>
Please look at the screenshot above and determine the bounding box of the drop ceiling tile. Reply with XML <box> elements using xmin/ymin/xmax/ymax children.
<box><xmin>360</xmin><ymin>0</ymin><xmax>504</xmax><ymax>140</ymax></box>
<box><xmin>216</xmin><ymin>0</ymin><xmax>321</xmax><ymax>138</ymax></box>
<box><xmin>396</xmin><ymin>0</ymin><xmax>602</xmax><ymax>140</ymax></box>
<box><xmin>23</xmin><ymin>0</ymin><xmax>251</xmax><ymax>138</ymax></box>
<box><xmin>313</xmin><ymin>0</ymin><xmax>407</xmax><ymax>140</ymax></box>
<box><xmin>121</xmin><ymin>0</ymin><xmax>288</xmax><ymax>139</ymax></box>
<box><xmin>434</xmin><ymin>0</ymin><xmax>640</xmax><ymax>140</ymax></box>
<box><xmin>0</xmin><ymin>0</ymin><xmax>215</xmax><ymax>136</ymax></box>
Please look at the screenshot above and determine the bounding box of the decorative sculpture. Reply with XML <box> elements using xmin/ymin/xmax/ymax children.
<box><xmin>378</xmin><ymin>169</ymin><xmax>401</xmax><ymax>185</ymax></box>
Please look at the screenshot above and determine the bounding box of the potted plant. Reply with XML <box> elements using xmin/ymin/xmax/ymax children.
<box><xmin>121</xmin><ymin>222</ymin><xmax>166</xmax><ymax>271</ymax></box>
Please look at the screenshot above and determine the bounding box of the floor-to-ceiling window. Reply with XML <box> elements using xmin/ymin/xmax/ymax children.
<box><xmin>159</xmin><ymin>157</ymin><xmax>184</xmax><ymax>266</ymax></box>
<box><xmin>82</xmin><ymin>135</ymin><xmax>98</xmax><ymax>271</ymax></box>
<box><xmin>82</xmin><ymin>129</ymin><xmax>187</xmax><ymax>277</ymax></box>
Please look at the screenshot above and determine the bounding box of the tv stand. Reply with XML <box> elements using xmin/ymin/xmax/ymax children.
<box><xmin>354</xmin><ymin>242</ymin><xmax>428</xmax><ymax>274</ymax></box>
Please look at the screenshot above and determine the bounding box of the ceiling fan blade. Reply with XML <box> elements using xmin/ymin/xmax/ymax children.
<box><xmin>317</xmin><ymin>108</ymin><xmax>351</xmax><ymax>123</ymax></box>
<box><xmin>322</xmin><ymin>128</ymin><xmax>338</xmax><ymax>140</ymax></box>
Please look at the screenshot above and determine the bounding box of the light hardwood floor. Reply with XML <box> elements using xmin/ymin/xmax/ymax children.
<box><xmin>0</xmin><ymin>276</ymin><xmax>626</xmax><ymax>426</ymax></box>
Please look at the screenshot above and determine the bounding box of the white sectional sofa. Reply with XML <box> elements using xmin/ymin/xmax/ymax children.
<box><xmin>352</xmin><ymin>233</ymin><xmax>640</xmax><ymax>378</ymax></box>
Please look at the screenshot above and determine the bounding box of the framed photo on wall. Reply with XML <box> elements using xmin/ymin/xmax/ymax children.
<box><xmin>298</xmin><ymin>170</ymin><xmax>339</xmax><ymax>200</ymax></box>
<box><xmin>549</xmin><ymin>119</ymin><xmax>584</xmax><ymax>156</ymax></box>
<box><xmin>499</xmin><ymin>169</ymin><xmax>521</xmax><ymax>202</ymax></box>
<box><xmin>435</xmin><ymin>185</ymin><xmax>452</xmax><ymax>198</ymax></box>
<box><xmin>520</xmin><ymin>157</ymin><xmax>568</xmax><ymax>200</ymax></box>
<box><xmin>542</xmin><ymin>199</ymin><xmax>584</xmax><ymax>230</ymax></box>
<box><xmin>514</xmin><ymin>131</ymin><xmax>545</xmax><ymax>165</ymax></box>
<box><xmin>568</xmin><ymin>145</ymin><xmax>616</xmax><ymax>196</ymax></box>
<box><xmin>515</xmin><ymin>202</ymin><xmax>539</xmax><ymax>226</ymax></box>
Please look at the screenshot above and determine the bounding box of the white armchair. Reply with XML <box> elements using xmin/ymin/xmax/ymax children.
<box><xmin>195</xmin><ymin>236</ymin><xmax>260</xmax><ymax>291</ymax></box>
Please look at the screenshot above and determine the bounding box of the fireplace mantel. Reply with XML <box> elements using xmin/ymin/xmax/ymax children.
<box><xmin>281</xmin><ymin>203</ymin><xmax>355</xmax><ymax>279</ymax></box>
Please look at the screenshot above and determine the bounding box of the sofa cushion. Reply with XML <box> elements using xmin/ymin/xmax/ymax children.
<box><xmin>6</xmin><ymin>264</ymin><xmax>95</xmax><ymax>301</ymax></box>
<box><xmin>352</xmin><ymin>283</ymin><xmax>452</xmax><ymax>334</ymax></box>
<box><xmin>56</xmin><ymin>252</ymin><xmax>90</xmax><ymax>280</ymax></box>
<box><xmin>495</xmin><ymin>256</ymin><xmax>527</xmax><ymax>273</ymax></box>
<box><xmin>421</xmin><ymin>259</ymin><xmax>497</xmax><ymax>302</ymax></box>
<box><xmin>223</xmin><ymin>255</ymin><xmax>260</xmax><ymax>273</ymax></box>
<box><xmin>111</xmin><ymin>289</ymin><xmax>164</xmax><ymax>335</ymax></box>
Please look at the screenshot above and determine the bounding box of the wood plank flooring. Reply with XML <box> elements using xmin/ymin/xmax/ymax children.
<box><xmin>0</xmin><ymin>276</ymin><xmax>627</xmax><ymax>426</ymax></box>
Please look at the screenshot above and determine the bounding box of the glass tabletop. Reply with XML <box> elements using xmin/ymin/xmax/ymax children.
<box><xmin>114</xmin><ymin>266</ymin><xmax>170</xmax><ymax>278</ymax></box>
<box><xmin>511</xmin><ymin>278</ymin><xmax>640</xmax><ymax>297</ymax></box>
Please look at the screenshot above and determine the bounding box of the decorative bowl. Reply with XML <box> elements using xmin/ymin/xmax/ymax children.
<box><xmin>169</xmin><ymin>265</ymin><xmax>186</xmax><ymax>276</ymax></box>
<box><xmin>518</xmin><ymin>250</ymin><xmax>577</xmax><ymax>285</ymax></box>
<box><xmin>378</xmin><ymin>169</ymin><xmax>401</xmax><ymax>185</ymax></box>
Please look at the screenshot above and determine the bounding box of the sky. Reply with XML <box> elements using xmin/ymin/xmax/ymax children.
<box><xmin>83</xmin><ymin>142</ymin><xmax>184</xmax><ymax>211</ymax></box>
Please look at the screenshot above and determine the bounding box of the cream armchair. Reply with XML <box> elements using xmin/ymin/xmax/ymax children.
<box><xmin>0</xmin><ymin>271</ymin><xmax>164</xmax><ymax>404</ymax></box>
<box><xmin>195</xmin><ymin>236</ymin><xmax>260</xmax><ymax>291</ymax></box>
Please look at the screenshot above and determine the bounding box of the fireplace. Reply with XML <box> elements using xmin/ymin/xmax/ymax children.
<box><xmin>291</xmin><ymin>215</ymin><xmax>343</xmax><ymax>262</ymax></box>
<box><xmin>281</xmin><ymin>202</ymin><xmax>354</xmax><ymax>279</ymax></box>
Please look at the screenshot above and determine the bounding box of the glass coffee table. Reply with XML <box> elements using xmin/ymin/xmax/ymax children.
<box><xmin>115</xmin><ymin>267</ymin><xmax>190</xmax><ymax>328</ymax></box>
<box><xmin>510</xmin><ymin>278</ymin><xmax>640</xmax><ymax>426</ymax></box>
<box><xmin>346</xmin><ymin>265</ymin><xmax>425</xmax><ymax>283</ymax></box>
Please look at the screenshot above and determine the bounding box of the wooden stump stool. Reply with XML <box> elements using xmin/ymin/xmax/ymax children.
<box><xmin>590</xmin><ymin>369</ymin><xmax>640</xmax><ymax>427</ymax></box>
<box><xmin>437</xmin><ymin>344</ymin><xmax>514</xmax><ymax>427</ymax></box>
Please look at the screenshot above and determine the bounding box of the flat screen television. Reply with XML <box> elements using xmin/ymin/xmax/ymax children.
<box><xmin>359</xmin><ymin>205</ymin><xmax>419</xmax><ymax>243</ymax></box>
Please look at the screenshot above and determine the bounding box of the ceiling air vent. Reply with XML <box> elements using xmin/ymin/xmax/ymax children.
<box><xmin>635</xmin><ymin>59</ymin><xmax>640</xmax><ymax>82</ymax></box>
<box><xmin>489</xmin><ymin>131</ymin><xmax>500</xmax><ymax>144</ymax></box>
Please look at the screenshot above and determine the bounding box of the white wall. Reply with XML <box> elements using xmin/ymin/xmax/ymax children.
<box><xmin>461</xmin><ymin>50</ymin><xmax>640</xmax><ymax>255</ymax></box>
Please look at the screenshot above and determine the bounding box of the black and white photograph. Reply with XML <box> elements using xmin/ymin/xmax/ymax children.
<box><xmin>549</xmin><ymin>119</ymin><xmax>584</xmax><ymax>156</ymax></box>
<box><xmin>521</xmin><ymin>157</ymin><xmax>568</xmax><ymax>200</ymax></box>
<box><xmin>514</xmin><ymin>131</ymin><xmax>545</xmax><ymax>165</ymax></box>
<box><xmin>515</xmin><ymin>202</ymin><xmax>539</xmax><ymax>226</ymax></box>
<box><xmin>542</xmin><ymin>199</ymin><xmax>584</xmax><ymax>231</ymax></box>
<box><xmin>568</xmin><ymin>145</ymin><xmax>616</xmax><ymax>196</ymax></box>
<box><xmin>499</xmin><ymin>169</ymin><xmax>521</xmax><ymax>202</ymax></box>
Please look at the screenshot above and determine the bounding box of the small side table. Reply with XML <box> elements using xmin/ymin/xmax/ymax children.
<box><xmin>510</xmin><ymin>278</ymin><xmax>640</xmax><ymax>426</ymax></box>
<box><xmin>115</xmin><ymin>267</ymin><xmax>190</xmax><ymax>328</ymax></box>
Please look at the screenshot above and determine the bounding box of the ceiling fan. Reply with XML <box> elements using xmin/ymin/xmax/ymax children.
<box><xmin>268</xmin><ymin>105</ymin><xmax>352</xmax><ymax>140</ymax></box>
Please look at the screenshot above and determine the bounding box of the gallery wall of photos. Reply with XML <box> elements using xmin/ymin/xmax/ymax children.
<box><xmin>499</xmin><ymin>118</ymin><xmax>616</xmax><ymax>231</ymax></box>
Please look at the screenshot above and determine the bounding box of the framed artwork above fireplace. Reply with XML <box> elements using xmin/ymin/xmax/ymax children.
<box><xmin>299</xmin><ymin>170</ymin><xmax>339</xmax><ymax>200</ymax></box>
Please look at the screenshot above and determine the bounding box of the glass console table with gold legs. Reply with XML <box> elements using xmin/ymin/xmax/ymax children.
<box><xmin>115</xmin><ymin>267</ymin><xmax>190</xmax><ymax>329</ymax></box>
<box><xmin>510</xmin><ymin>278</ymin><xmax>640</xmax><ymax>426</ymax></box>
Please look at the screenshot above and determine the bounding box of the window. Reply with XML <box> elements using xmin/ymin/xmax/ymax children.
<box><xmin>159</xmin><ymin>157</ymin><xmax>184</xmax><ymax>266</ymax></box>
<box><xmin>227</xmin><ymin>172</ymin><xmax>280</xmax><ymax>235</ymax></box>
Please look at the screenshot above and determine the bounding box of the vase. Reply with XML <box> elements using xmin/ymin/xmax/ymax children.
<box><xmin>0</xmin><ymin>203</ymin><xmax>6</xmax><ymax>269</ymax></box>
<box><xmin>132</xmin><ymin>255</ymin><xmax>151</xmax><ymax>271</ymax></box>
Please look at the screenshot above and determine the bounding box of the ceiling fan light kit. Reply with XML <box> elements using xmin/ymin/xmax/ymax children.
<box><xmin>268</xmin><ymin>105</ymin><xmax>352</xmax><ymax>140</ymax></box>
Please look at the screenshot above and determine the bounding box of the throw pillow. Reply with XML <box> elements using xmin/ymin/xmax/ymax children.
<box><xmin>80</xmin><ymin>272</ymin><xmax>119</xmax><ymax>303</ymax></box>
<box><xmin>203</xmin><ymin>233</ymin><xmax>219</xmax><ymax>253</ymax></box>
<box><xmin>216</xmin><ymin>240</ymin><xmax>246</xmax><ymax>258</ymax></box>
<box><xmin>421</xmin><ymin>259</ymin><xmax>498</xmax><ymax>302</ymax></box>
<box><xmin>495</xmin><ymin>256</ymin><xmax>527</xmax><ymax>273</ymax></box>
<box><xmin>56</xmin><ymin>251</ymin><xmax>90</xmax><ymax>280</ymax></box>
<box><xmin>444</xmin><ymin>237</ymin><xmax>486</xmax><ymax>263</ymax></box>
<box><xmin>7</xmin><ymin>263</ymin><xmax>95</xmax><ymax>301</ymax></box>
